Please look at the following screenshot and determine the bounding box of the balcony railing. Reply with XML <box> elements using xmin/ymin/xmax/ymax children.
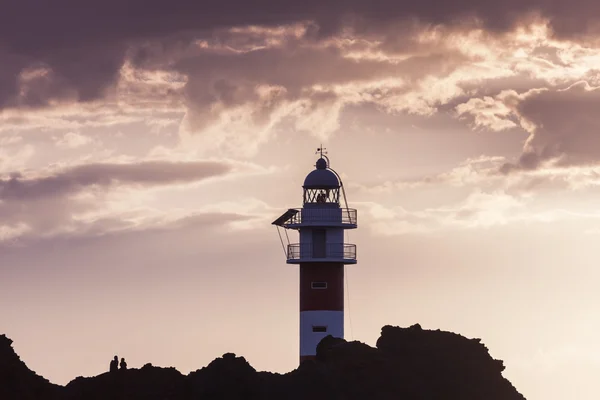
<box><xmin>282</xmin><ymin>208</ymin><xmax>357</xmax><ymax>228</ymax></box>
<box><xmin>286</xmin><ymin>243</ymin><xmax>357</xmax><ymax>263</ymax></box>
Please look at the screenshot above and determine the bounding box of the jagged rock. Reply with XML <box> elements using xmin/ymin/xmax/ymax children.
<box><xmin>0</xmin><ymin>334</ymin><xmax>61</xmax><ymax>400</ymax></box>
<box><xmin>64</xmin><ymin>365</ymin><xmax>185</xmax><ymax>400</ymax></box>
<box><xmin>374</xmin><ymin>324</ymin><xmax>524</xmax><ymax>400</ymax></box>
<box><xmin>315</xmin><ymin>334</ymin><xmax>346</xmax><ymax>361</ymax></box>
<box><xmin>187</xmin><ymin>352</ymin><xmax>260</xmax><ymax>399</ymax></box>
<box><xmin>0</xmin><ymin>325</ymin><xmax>527</xmax><ymax>400</ymax></box>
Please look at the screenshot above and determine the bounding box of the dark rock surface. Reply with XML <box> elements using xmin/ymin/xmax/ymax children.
<box><xmin>0</xmin><ymin>324</ymin><xmax>526</xmax><ymax>400</ymax></box>
<box><xmin>0</xmin><ymin>334</ymin><xmax>61</xmax><ymax>400</ymax></box>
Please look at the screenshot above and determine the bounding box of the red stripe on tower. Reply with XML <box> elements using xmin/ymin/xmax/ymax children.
<box><xmin>272</xmin><ymin>151</ymin><xmax>357</xmax><ymax>364</ymax></box>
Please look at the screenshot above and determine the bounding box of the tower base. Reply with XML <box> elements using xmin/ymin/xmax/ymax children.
<box><xmin>300</xmin><ymin>355</ymin><xmax>317</xmax><ymax>363</ymax></box>
<box><xmin>300</xmin><ymin>310</ymin><xmax>343</xmax><ymax>360</ymax></box>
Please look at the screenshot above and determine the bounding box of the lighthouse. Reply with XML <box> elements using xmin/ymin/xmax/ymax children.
<box><xmin>272</xmin><ymin>149</ymin><xmax>357</xmax><ymax>363</ymax></box>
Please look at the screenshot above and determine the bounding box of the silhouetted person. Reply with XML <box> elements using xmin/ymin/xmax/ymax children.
<box><xmin>316</xmin><ymin>191</ymin><xmax>326</xmax><ymax>203</ymax></box>
<box><xmin>109</xmin><ymin>356</ymin><xmax>118</xmax><ymax>373</ymax></box>
<box><xmin>120</xmin><ymin>358</ymin><xmax>127</xmax><ymax>370</ymax></box>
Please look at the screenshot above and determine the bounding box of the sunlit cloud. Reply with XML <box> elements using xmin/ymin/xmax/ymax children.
<box><xmin>0</xmin><ymin>159</ymin><xmax>274</xmax><ymax>242</ymax></box>
<box><xmin>5</xmin><ymin>17</ymin><xmax>600</xmax><ymax>165</ymax></box>
<box><xmin>360</xmin><ymin>191</ymin><xmax>528</xmax><ymax>235</ymax></box>
<box><xmin>361</xmin><ymin>188</ymin><xmax>600</xmax><ymax>236</ymax></box>
<box><xmin>0</xmin><ymin>144</ymin><xmax>35</xmax><ymax>173</ymax></box>
<box><xmin>54</xmin><ymin>132</ymin><xmax>94</xmax><ymax>149</ymax></box>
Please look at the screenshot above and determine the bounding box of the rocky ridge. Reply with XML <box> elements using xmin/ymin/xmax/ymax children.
<box><xmin>1</xmin><ymin>324</ymin><xmax>526</xmax><ymax>400</ymax></box>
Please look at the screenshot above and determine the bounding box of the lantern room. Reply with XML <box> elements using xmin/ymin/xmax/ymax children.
<box><xmin>302</xmin><ymin>157</ymin><xmax>340</xmax><ymax>206</ymax></box>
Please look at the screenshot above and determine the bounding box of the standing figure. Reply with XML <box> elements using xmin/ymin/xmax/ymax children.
<box><xmin>109</xmin><ymin>356</ymin><xmax>118</xmax><ymax>373</ymax></box>
<box><xmin>120</xmin><ymin>357</ymin><xmax>128</xmax><ymax>370</ymax></box>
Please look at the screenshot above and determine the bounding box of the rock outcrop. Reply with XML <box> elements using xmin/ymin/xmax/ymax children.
<box><xmin>0</xmin><ymin>334</ymin><xmax>61</xmax><ymax>400</ymax></box>
<box><xmin>314</xmin><ymin>324</ymin><xmax>524</xmax><ymax>400</ymax></box>
<box><xmin>0</xmin><ymin>325</ymin><xmax>526</xmax><ymax>400</ymax></box>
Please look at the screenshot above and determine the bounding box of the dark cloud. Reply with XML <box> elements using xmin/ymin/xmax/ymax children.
<box><xmin>177</xmin><ymin>43</ymin><xmax>439</xmax><ymax>131</ymax></box>
<box><xmin>0</xmin><ymin>160</ymin><xmax>231</xmax><ymax>201</ymax></box>
<box><xmin>1</xmin><ymin>1</ymin><xmax>592</xmax><ymax>50</ymax></box>
<box><xmin>501</xmin><ymin>81</ymin><xmax>600</xmax><ymax>172</ymax></box>
<box><xmin>1</xmin><ymin>0</ymin><xmax>599</xmax><ymax>110</ymax></box>
<box><xmin>0</xmin><ymin>160</ymin><xmax>233</xmax><ymax>238</ymax></box>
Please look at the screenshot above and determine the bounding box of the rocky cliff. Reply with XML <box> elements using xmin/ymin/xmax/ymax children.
<box><xmin>0</xmin><ymin>334</ymin><xmax>61</xmax><ymax>400</ymax></box>
<box><xmin>0</xmin><ymin>324</ymin><xmax>526</xmax><ymax>400</ymax></box>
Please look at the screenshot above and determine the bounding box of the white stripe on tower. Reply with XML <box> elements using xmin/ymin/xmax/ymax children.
<box><xmin>300</xmin><ymin>310</ymin><xmax>344</xmax><ymax>358</ymax></box>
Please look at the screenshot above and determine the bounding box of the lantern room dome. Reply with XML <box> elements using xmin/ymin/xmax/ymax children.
<box><xmin>303</xmin><ymin>157</ymin><xmax>340</xmax><ymax>189</ymax></box>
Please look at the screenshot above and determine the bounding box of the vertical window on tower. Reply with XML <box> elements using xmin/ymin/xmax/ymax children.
<box><xmin>311</xmin><ymin>282</ymin><xmax>328</xmax><ymax>289</ymax></box>
<box><xmin>312</xmin><ymin>326</ymin><xmax>327</xmax><ymax>333</ymax></box>
<box><xmin>312</xmin><ymin>229</ymin><xmax>326</xmax><ymax>258</ymax></box>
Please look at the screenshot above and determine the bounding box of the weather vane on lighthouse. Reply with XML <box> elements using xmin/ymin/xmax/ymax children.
<box><xmin>316</xmin><ymin>145</ymin><xmax>327</xmax><ymax>158</ymax></box>
<box><xmin>272</xmin><ymin>149</ymin><xmax>358</xmax><ymax>363</ymax></box>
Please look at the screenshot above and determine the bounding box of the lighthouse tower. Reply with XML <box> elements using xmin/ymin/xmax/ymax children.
<box><xmin>272</xmin><ymin>150</ymin><xmax>357</xmax><ymax>363</ymax></box>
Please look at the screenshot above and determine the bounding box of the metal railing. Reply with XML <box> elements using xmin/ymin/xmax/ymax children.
<box><xmin>283</xmin><ymin>208</ymin><xmax>357</xmax><ymax>226</ymax></box>
<box><xmin>287</xmin><ymin>243</ymin><xmax>357</xmax><ymax>261</ymax></box>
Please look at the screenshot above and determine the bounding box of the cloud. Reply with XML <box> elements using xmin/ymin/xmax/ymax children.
<box><xmin>166</xmin><ymin>23</ymin><xmax>513</xmax><ymax>153</ymax></box>
<box><xmin>510</xmin><ymin>81</ymin><xmax>600</xmax><ymax>170</ymax></box>
<box><xmin>55</xmin><ymin>132</ymin><xmax>93</xmax><ymax>149</ymax></box>
<box><xmin>0</xmin><ymin>145</ymin><xmax>35</xmax><ymax>173</ymax></box>
<box><xmin>0</xmin><ymin>160</ymin><xmax>231</xmax><ymax>200</ymax></box>
<box><xmin>349</xmin><ymin>156</ymin><xmax>507</xmax><ymax>194</ymax></box>
<box><xmin>4</xmin><ymin>1</ymin><xmax>600</xmax><ymax>164</ymax></box>
<box><xmin>362</xmin><ymin>191</ymin><xmax>527</xmax><ymax>235</ymax></box>
<box><xmin>0</xmin><ymin>1</ymin><xmax>594</xmax><ymax>132</ymax></box>
<box><xmin>361</xmin><ymin>187</ymin><xmax>600</xmax><ymax>236</ymax></box>
<box><xmin>0</xmin><ymin>160</ymin><xmax>237</xmax><ymax>241</ymax></box>
<box><xmin>456</xmin><ymin>94</ymin><xmax>518</xmax><ymax>131</ymax></box>
<box><xmin>351</xmin><ymin>152</ymin><xmax>600</xmax><ymax>200</ymax></box>
<box><xmin>458</xmin><ymin>81</ymin><xmax>600</xmax><ymax>172</ymax></box>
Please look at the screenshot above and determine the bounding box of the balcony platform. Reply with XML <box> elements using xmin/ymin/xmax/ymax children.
<box><xmin>272</xmin><ymin>208</ymin><xmax>357</xmax><ymax>229</ymax></box>
<box><xmin>286</xmin><ymin>243</ymin><xmax>357</xmax><ymax>264</ymax></box>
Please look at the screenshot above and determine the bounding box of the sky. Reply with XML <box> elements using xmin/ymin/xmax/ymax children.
<box><xmin>1</xmin><ymin>1</ymin><xmax>600</xmax><ymax>399</ymax></box>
